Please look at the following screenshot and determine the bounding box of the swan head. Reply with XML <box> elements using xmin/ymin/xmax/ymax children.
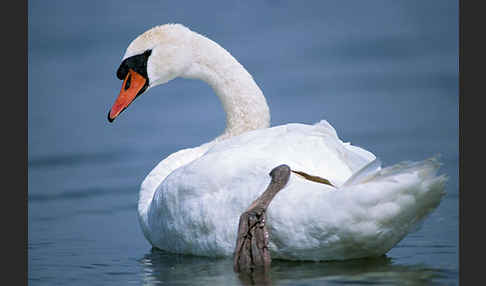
<box><xmin>108</xmin><ymin>24</ymin><xmax>193</xmax><ymax>122</ymax></box>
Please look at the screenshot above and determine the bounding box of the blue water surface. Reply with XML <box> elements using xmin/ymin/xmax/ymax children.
<box><xmin>28</xmin><ymin>1</ymin><xmax>458</xmax><ymax>285</ymax></box>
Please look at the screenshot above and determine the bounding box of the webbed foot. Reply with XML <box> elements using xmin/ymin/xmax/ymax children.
<box><xmin>233</xmin><ymin>164</ymin><xmax>291</xmax><ymax>273</ymax></box>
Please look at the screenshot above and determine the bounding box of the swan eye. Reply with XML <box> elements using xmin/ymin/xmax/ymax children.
<box><xmin>125</xmin><ymin>74</ymin><xmax>132</xmax><ymax>90</ymax></box>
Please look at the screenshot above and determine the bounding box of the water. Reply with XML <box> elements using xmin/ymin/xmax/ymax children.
<box><xmin>28</xmin><ymin>1</ymin><xmax>458</xmax><ymax>285</ymax></box>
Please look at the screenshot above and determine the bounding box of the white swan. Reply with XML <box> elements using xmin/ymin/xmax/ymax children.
<box><xmin>108</xmin><ymin>24</ymin><xmax>446</xmax><ymax>261</ymax></box>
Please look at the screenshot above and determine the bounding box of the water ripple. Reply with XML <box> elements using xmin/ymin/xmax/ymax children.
<box><xmin>28</xmin><ymin>150</ymin><xmax>132</xmax><ymax>169</ymax></box>
<box><xmin>28</xmin><ymin>186</ymin><xmax>137</xmax><ymax>202</ymax></box>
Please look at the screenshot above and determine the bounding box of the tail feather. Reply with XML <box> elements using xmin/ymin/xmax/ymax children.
<box><xmin>343</xmin><ymin>156</ymin><xmax>447</xmax><ymax>241</ymax></box>
<box><xmin>341</xmin><ymin>158</ymin><xmax>382</xmax><ymax>187</ymax></box>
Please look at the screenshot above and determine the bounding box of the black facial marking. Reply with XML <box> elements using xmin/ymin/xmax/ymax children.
<box><xmin>124</xmin><ymin>74</ymin><xmax>131</xmax><ymax>90</ymax></box>
<box><xmin>116</xmin><ymin>49</ymin><xmax>152</xmax><ymax>83</ymax></box>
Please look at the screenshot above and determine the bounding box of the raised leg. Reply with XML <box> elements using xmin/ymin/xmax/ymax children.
<box><xmin>233</xmin><ymin>164</ymin><xmax>291</xmax><ymax>273</ymax></box>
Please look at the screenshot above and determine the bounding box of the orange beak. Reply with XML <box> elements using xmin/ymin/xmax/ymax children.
<box><xmin>108</xmin><ymin>69</ymin><xmax>147</xmax><ymax>122</ymax></box>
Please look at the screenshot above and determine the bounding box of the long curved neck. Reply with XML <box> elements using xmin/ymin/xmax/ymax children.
<box><xmin>183</xmin><ymin>32</ymin><xmax>270</xmax><ymax>140</ymax></box>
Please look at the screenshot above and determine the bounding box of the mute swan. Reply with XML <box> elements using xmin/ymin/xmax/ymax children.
<box><xmin>108</xmin><ymin>24</ymin><xmax>446</xmax><ymax>261</ymax></box>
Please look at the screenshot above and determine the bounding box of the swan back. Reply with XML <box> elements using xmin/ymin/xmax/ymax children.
<box><xmin>141</xmin><ymin>120</ymin><xmax>445</xmax><ymax>260</ymax></box>
<box><xmin>145</xmin><ymin>121</ymin><xmax>377</xmax><ymax>256</ymax></box>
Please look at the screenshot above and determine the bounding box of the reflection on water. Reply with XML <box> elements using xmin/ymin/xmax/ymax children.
<box><xmin>139</xmin><ymin>248</ymin><xmax>448</xmax><ymax>285</ymax></box>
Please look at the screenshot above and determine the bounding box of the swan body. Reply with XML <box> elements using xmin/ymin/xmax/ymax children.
<box><xmin>108</xmin><ymin>24</ymin><xmax>447</xmax><ymax>261</ymax></box>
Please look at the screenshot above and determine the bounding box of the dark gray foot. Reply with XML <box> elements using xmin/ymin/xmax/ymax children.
<box><xmin>233</xmin><ymin>164</ymin><xmax>291</xmax><ymax>274</ymax></box>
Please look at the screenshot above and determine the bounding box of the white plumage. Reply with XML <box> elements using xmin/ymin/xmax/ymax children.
<box><xmin>142</xmin><ymin>121</ymin><xmax>445</xmax><ymax>260</ymax></box>
<box><xmin>112</xmin><ymin>24</ymin><xmax>446</xmax><ymax>261</ymax></box>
